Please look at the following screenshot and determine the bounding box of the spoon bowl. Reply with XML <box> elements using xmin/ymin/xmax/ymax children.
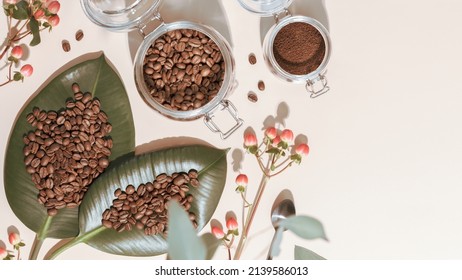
<box><xmin>271</xmin><ymin>198</ymin><xmax>296</xmax><ymax>229</ymax></box>
<box><xmin>267</xmin><ymin>194</ymin><xmax>296</xmax><ymax>260</ymax></box>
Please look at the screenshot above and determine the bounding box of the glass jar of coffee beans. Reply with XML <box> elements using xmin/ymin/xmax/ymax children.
<box><xmin>81</xmin><ymin>0</ymin><xmax>243</xmax><ymax>139</ymax></box>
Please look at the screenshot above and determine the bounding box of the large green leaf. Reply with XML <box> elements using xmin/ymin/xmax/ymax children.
<box><xmin>4</xmin><ymin>54</ymin><xmax>135</xmax><ymax>239</ymax></box>
<box><xmin>77</xmin><ymin>145</ymin><xmax>228</xmax><ymax>256</ymax></box>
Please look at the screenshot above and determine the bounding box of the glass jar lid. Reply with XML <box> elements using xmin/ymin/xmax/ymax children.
<box><xmin>80</xmin><ymin>0</ymin><xmax>162</xmax><ymax>31</ymax></box>
<box><xmin>236</xmin><ymin>0</ymin><xmax>293</xmax><ymax>16</ymax></box>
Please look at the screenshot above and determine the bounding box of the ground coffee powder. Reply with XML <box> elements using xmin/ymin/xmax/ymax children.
<box><xmin>273</xmin><ymin>22</ymin><xmax>325</xmax><ymax>75</ymax></box>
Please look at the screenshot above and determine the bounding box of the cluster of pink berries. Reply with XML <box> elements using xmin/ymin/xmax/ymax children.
<box><xmin>211</xmin><ymin>216</ymin><xmax>238</xmax><ymax>240</ymax></box>
<box><xmin>244</xmin><ymin>127</ymin><xmax>309</xmax><ymax>164</ymax></box>
<box><xmin>1</xmin><ymin>0</ymin><xmax>61</xmax><ymax>86</ymax></box>
<box><xmin>9</xmin><ymin>46</ymin><xmax>33</xmax><ymax>81</ymax></box>
<box><xmin>0</xmin><ymin>231</ymin><xmax>25</xmax><ymax>260</ymax></box>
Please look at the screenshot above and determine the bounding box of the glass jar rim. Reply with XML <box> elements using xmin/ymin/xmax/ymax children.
<box><xmin>80</xmin><ymin>0</ymin><xmax>162</xmax><ymax>31</ymax></box>
<box><xmin>236</xmin><ymin>0</ymin><xmax>293</xmax><ymax>16</ymax></box>
<box><xmin>263</xmin><ymin>15</ymin><xmax>331</xmax><ymax>83</ymax></box>
<box><xmin>134</xmin><ymin>21</ymin><xmax>235</xmax><ymax>121</ymax></box>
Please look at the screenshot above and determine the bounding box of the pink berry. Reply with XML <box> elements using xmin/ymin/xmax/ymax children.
<box><xmin>295</xmin><ymin>143</ymin><xmax>309</xmax><ymax>157</ymax></box>
<box><xmin>235</xmin><ymin>174</ymin><xmax>248</xmax><ymax>187</ymax></box>
<box><xmin>47</xmin><ymin>1</ymin><xmax>60</xmax><ymax>14</ymax></box>
<box><xmin>8</xmin><ymin>232</ymin><xmax>21</xmax><ymax>246</ymax></box>
<box><xmin>48</xmin><ymin>14</ymin><xmax>60</xmax><ymax>27</ymax></box>
<box><xmin>280</xmin><ymin>129</ymin><xmax>294</xmax><ymax>142</ymax></box>
<box><xmin>226</xmin><ymin>217</ymin><xmax>238</xmax><ymax>231</ymax></box>
<box><xmin>273</xmin><ymin>136</ymin><xmax>281</xmax><ymax>145</ymax></box>
<box><xmin>10</xmin><ymin>45</ymin><xmax>23</xmax><ymax>59</ymax></box>
<box><xmin>0</xmin><ymin>246</ymin><xmax>7</xmax><ymax>259</ymax></box>
<box><xmin>4</xmin><ymin>0</ymin><xmax>18</xmax><ymax>4</ymax></box>
<box><xmin>265</xmin><ymin>127</ymin><xmax>277</xmax><ymax>140</ymax></box>
<box><xmin>20</xmin><ymin>64</ymin><xmax>33</xmax><ymax>77</ymax></box>
<box><xmin>211</xmin><ymin>226</ymin><xmax>225</xmax><ymax>239</ymax></box>
<box><xmin>34</xmin><ymin>9</ymin><xmax>45</xmax><ymax>19</ymax></box>
<box><xmin>244</xmin><ymin>133</ymin><xmax>257</xmax><ymax>147</ymax></box>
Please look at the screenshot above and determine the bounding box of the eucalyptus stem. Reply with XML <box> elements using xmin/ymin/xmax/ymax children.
<box><xmin>29</xmin><ymin>216</ymin><xmax>53</xmax><ymax>260</ymax></box>
<box><xmin>44</xmin><ymin>226</ymin><xmax>107</xmax><ymax>260</ymax></box>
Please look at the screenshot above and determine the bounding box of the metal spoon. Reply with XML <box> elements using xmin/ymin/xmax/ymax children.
<box><xmin>266</xmin><ymin>198</ymin><xmax>296</xmax><ymax>260</ymax></box>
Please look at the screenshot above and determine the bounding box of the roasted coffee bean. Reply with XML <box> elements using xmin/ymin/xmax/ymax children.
<box><xmin>143</xmin><ymin>29</ymin><xmax>226</xmax><ymax>112</ymax></box>
<box><xmin>101</xmin><ymin>169</ymin><xmax>200</xmax><ymax>235</ymax></box>
<box><xmin>258</xmin><ymin>80</ymin><xmax>265</xmax><ymax>91</ymax></box>
<box><xmin>22</xmin><ymin>83</ymin><xmax>112</xmax><ymax>215</ymax></box>
<box><xmin>75</xmin><ymin>30</ymin><xmax>84</xmax><ymax>41</ymax></box>
<box><xmin>248</xmin><ymin>53</ymin><xmax>257</xmax><ymax>65</ymax></box>
<box><xmin>62</xmin><ymin>40</ymin><xmax>71</xmax><ymax>52</ymax></box>
<box><xmin>190</xmin><ymin>178</ymin><xmax>199</xmax><ymax>188</ymax></box>
<box><xmin>248</xmin><ymin>91</ymin><xmax>258</xmax><ymax>103</ymax></box>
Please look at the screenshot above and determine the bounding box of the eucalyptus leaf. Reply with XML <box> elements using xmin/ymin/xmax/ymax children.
<box><xmin>269</xmin><ymin>226</ymin><xmax>284</xmax><ymax>258</ymax></box>
<box><xmin>29</xmin><ymin>17</ymin><xmax>41</xmax><ymax>46</ymax></box>
<box><xmin>168</xmin><ymin>201</ymin><xmax>206</xmax><ymax>260</ymax></box>
<box><xmin>4</xmin><ymin>54</ymin><xmax>135</xmax><ymax>239</ymax></box>
<box><xmin>280</xmin><ymin>215</ymin><xmax>328</xmax><ymax>241</ymax></box>
<box><xmin>77</xmin><ymin>145</ymin><xmax>228</xmax><ymax>256</ymax></box>
<box><xmin>201</xmin><ymin>233</ymin><xmax>220</xmax><ymax>260</ymax></box>
<box><xmin>294</xmin><ymin>245</ymin><xmax>326</xmax><ymax>260</ymax></box>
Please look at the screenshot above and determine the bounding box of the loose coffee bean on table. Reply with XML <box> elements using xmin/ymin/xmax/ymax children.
<box><xmin>62</xmin><ymin>40</ymin><xmax>70</xmax><ymax>52</ymax></box>
<box><xmin>247</xmin><ymin>91</ymin><xmax>258</xmax><ymax>103</ymax></box>
<box><xmin>143</xmin><ymin>29</ymin><xmax>225</xmax><ymax>111</ymax></box>
<box><xmin>101</xmin><ymin>169</ymin><xmax>200</xmax><ymax>235</ymax></box>
<box><xmin>23</xmin><ymin>83</ymin><xmax>113</xmax><ymax>216</ymax></box>
<box><xmin>75</xmin><ymin>30</ymin><xmax>84</xmax><ymax>41</ymax></box>
<box><xmin>258</xmin><ymin>80</ymin><xmax>265</xmax><ymax>91</ymax></box>
<box><xmin>273</xmin><ymin>22</ymin><xmax>325</xmax><ymax>75</ymax></box>
<box><xmin>248</xmin><ymin>53</ymin><xmax>257</xmax><ymax>65</ymax></box>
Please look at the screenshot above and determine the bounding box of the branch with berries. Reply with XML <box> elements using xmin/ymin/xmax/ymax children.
<box><xmin>1</xmin><ymin>0</ymin><xmax>60</xmax><ymax>87</ymax></box>
<box><xmin>209</xmin><ymin>127</ymin><xmax>310</xmax><ymax>259</ymax></box>
<box><xmin>232</xmin><ymin>128</ymin><xmax>309</xmax><ymax>259</ymax></box>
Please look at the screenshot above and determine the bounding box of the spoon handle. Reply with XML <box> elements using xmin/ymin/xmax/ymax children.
<box><xmin>266</xmin><ymin>229</ymin><xmax>279</xmax><ymax>260</ymax></box>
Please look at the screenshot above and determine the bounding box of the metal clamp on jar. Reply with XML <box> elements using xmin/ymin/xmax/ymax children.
<box><xmin>80</xmin><ymin>0</ymin><xmax>243</xmax><ymax>139</ymax></box>
<box><xmin>237</xmin><ymin>0</ymin><xmax>332</xmax><ymax>98</ymax></box>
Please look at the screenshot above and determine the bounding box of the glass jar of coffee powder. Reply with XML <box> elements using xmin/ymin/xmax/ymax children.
<box><xmin>80</xmin><ymin>0</ymin><xmax>243</xmax><ymax>139</ymax></box>
<box><xmin>237</xmin><ymin>0</ymin><xmax>331</xmax><ymax>98</ymax></box>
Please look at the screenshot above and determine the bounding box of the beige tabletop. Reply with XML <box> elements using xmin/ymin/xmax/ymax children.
<box><xmin>1</xmin><ymin>0</ymin><xmax>462</xmax><ymax>259</ymax></box>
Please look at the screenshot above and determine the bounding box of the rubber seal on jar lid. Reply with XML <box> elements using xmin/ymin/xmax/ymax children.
<box><xmin>80</xmin><ymin>0</ymin><xmax>162</xmax><ymax>31</ymax></box>
<box><xmin>236</xmin><ymin>0</ymin><xmax>293</xmax><ymax>16</ymax></box>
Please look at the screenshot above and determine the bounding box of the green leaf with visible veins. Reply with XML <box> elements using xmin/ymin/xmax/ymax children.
<box><xmin>77</xmin><ymin>145</ymin><xmax>228</xmax><ymax>256</ymax></box>
<box><xmin>4</xmin><ymin>53</ymin><xmax>135</xmax><ymax>239</ymax></box>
